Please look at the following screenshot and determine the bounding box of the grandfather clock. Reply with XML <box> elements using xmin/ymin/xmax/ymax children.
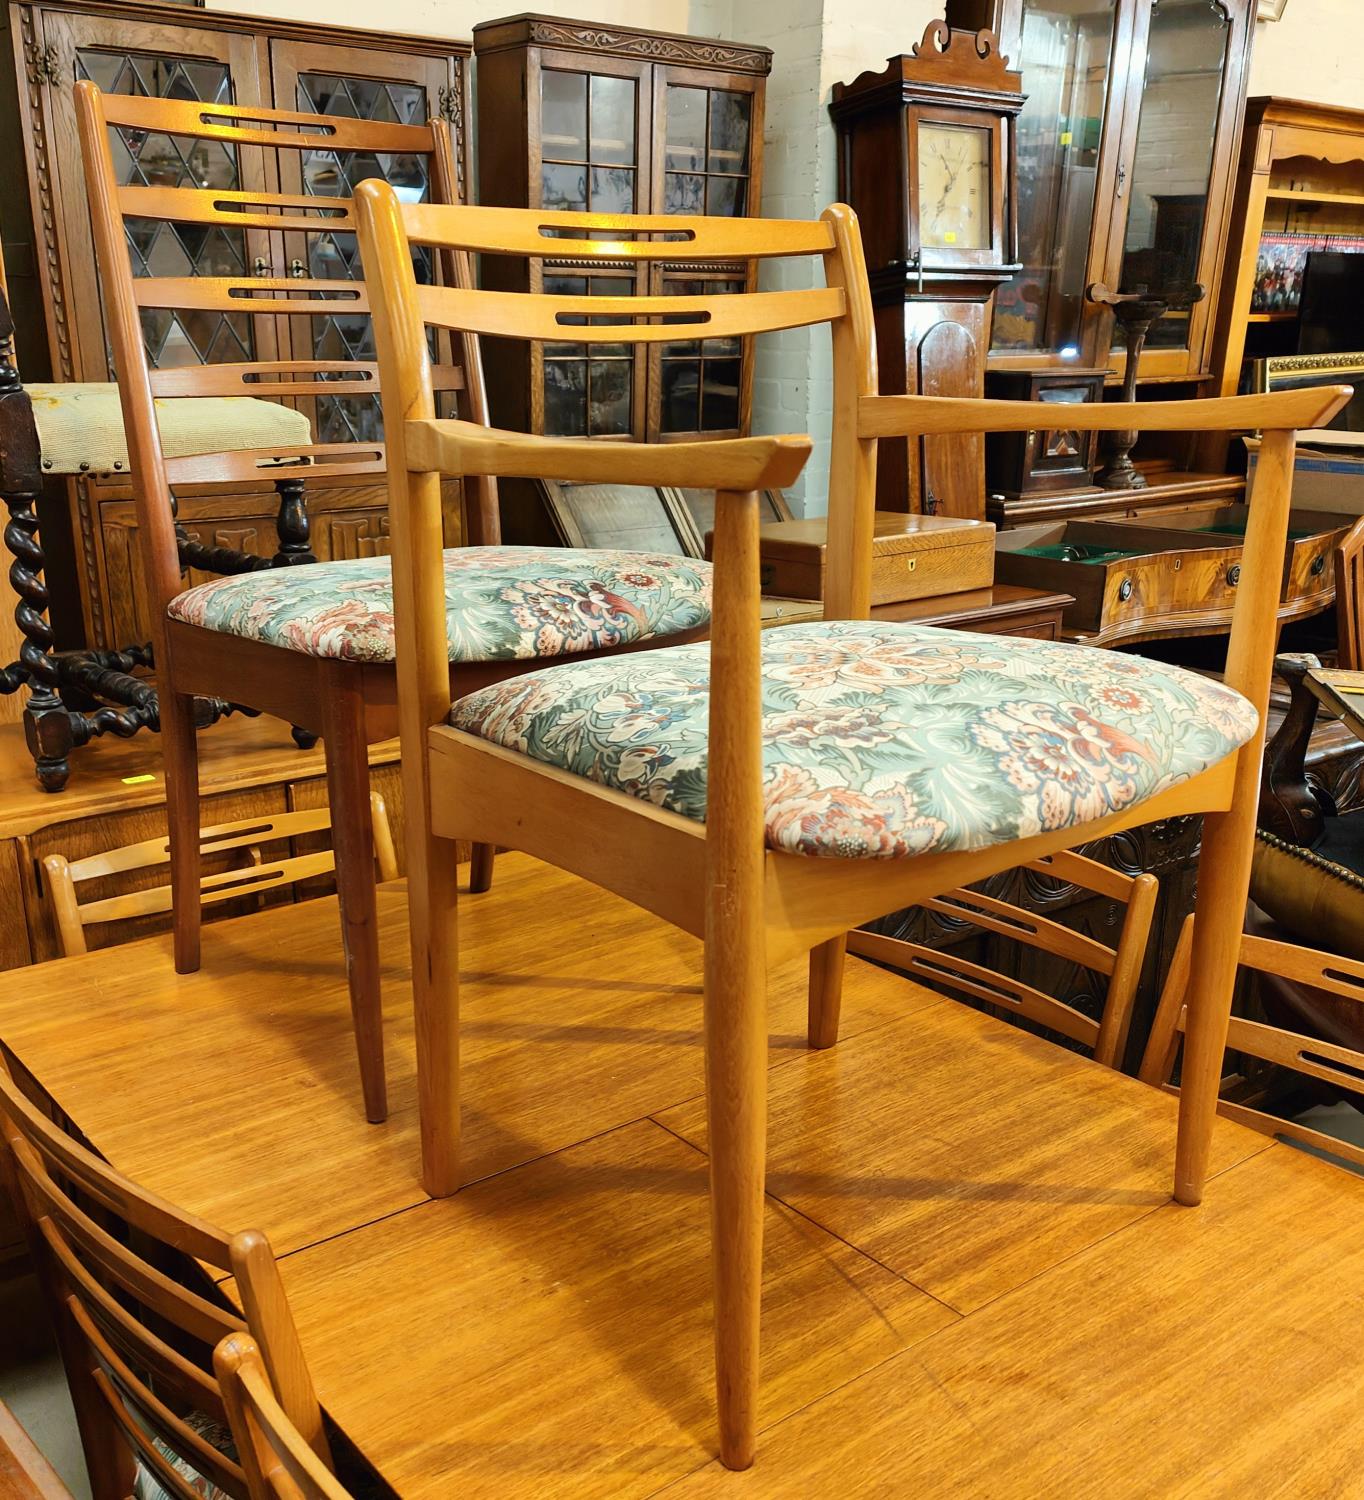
<box><xmin>830</xmin><ymin>23</ymin><xmax>1023</xmax><ymax>517</ymax></box>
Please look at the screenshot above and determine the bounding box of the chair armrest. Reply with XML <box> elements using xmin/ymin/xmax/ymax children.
<box><xmin>858</xmin><ymin>387</ymin><xmax>1354</xmax><ymax>438</ymax></box>
<box><xmin>405</xmin><ymin>417</ymin><xmax>811</xmax><ymax>493</ymax></box>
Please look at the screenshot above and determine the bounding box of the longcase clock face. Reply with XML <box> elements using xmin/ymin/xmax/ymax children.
<box><xmin>918</xmin><ymin>122</ymin><xmax>991</xmax><ymax>252</ymax></box>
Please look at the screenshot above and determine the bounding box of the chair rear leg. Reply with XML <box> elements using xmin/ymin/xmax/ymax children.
<box><xmin>162</xmin><ymin>687</ymin><xmax>201</xmax><ymax>975</ymax></box>
<box><xmin>1173</xmin><ymin>806</ymin><xmax>1255</xmax><ymax>1206</ymax></box>
<box><xmin>468</xmin><ymin>842</ymin><xmax>495</xmax><ymax>893</ymax></box>
<box><xmin>320</xmin><ymin>671</ymin><xmax>386</xmax><ymax>1124</ymax></box>
<box><xmin>807</xmin><ymin>933</ymin><xmax>847</xmax><ymax>1049</ymax></box>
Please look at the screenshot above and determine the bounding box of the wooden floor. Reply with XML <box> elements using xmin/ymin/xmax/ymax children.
<box><xmin>2</xmin><ymin>854</ymin><xmax>1362</xmax><ymax>1497</ymax></box>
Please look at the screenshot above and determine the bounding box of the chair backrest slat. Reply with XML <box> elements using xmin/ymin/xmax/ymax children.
<box><xmin>1140</xmin><ymin>917</ymin><xmax>1364</xmax><ymax>1172</ymax></box>
<box><xmin>414</xmin><ymin>281</ymin><xmax>842</xmax><ymax>345</ymax></box>
<box><xmin>45</xmin><ymin>794</ymin><xmax>397</xmax><ymax>956</ymax></box>
<box><xmin>118</xmin><ymin>184</ymin><xmax>355</xmax><ymax>233</ymax></box>
<box><xmin>98</xmin><ymin>90</ymin><xmax>437</xmax><ymax>155</ymax></box>
<box><xmin>75</xmin><ymin>1302</ymin><xmax>248</xmax><ymax>1498</ymax></box>
<box><xmin>401</xmin><ymin>199</ymin><xmax>835</xmax><ymax>260</ymax></box>
<box><xmin>0</xmin><ymin>1057</ymin><xmax>332</xmax><ymax>1491</ymax></box>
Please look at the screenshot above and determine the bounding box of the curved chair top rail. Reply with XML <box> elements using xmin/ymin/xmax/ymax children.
<box><xmin>399</xmin><ymin>199</ymin><xmax>837</xmax><ymax>262</ymax></box>
<box><xmin>861</xmin><ymin>388</ymin><xmax>1353</xmax><ymax>437</ymax></box>
<box><xmin>413</xmin><ymin>282</ymin><xmax>843</xmax><ymax>346</ymax></box>
<box><xmin>87</xmin><ymin>85</ymin><xmax>437</xmax><ymax>154</ymax></box>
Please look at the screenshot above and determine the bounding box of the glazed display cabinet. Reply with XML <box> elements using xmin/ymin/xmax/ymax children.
<box><xmin>473</xmin><ymin>14</ymin><xmax>771</xmax><ymax>449</ymax></box>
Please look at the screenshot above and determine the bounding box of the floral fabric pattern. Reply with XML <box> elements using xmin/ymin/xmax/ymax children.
<box><xmin>450</xmin><ymin>621</ymin><xmax>1258</xmax><ymax>860</ymax></box>
<box><xmin>167</xmin><ymin>547</ymin><xmax>712</xmax><ymax>663</ymax></box>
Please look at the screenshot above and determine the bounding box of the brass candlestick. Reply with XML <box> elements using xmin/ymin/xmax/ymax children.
<box><xmin>1085</xmin><ymin>281</ymin><xmax>1206</xmax><ymax>490</ymax></box>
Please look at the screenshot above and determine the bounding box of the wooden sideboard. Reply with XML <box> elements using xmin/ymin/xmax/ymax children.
<box><xmin>0</xmin><ymin>0</ymin><xmax>473</xmax><ymax>651</ymax></box>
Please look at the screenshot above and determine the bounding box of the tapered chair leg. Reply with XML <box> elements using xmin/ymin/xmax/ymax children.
<box><xmin>807</xmin><ymin>933</ymin><xmax>847</xmax><ymax>1049</ymax></box>
<box><xmin>1173</xmin><ymin>806</ymin><xmax>1256</xmax><ymax>1206</ymax></box>
<box><xmin>411</xmin><ymin>831</ymin><xmax>462</xmax><ymax>1197</ymax></box>
<box><xmin>162</xmin><ymin>687</ymin><xmax>201</xmax><ymax>976</ymax></box>
<box><xmin>319</xmin><ymin>672</ymin><xmax>386</xmax><ymax>1124</ymax></box>
<box><xmin>705</xmin><ymin>918</ymin><xmax>768</xmax><ymax>1472</ymax></box>
<box><xmin>468</xmin><ymin>841</ymin><xmax>495</xmax><ymax>894</ymax></box>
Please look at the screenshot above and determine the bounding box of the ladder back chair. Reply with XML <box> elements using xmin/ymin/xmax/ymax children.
<box><xmin>216</xmin><ymin>1336</ymin><xmax>352</xmax><ymax>1500</ymax></box>
<box><xmin>75</xmin><ymin>83</ymin><xmax>716</xmax><ymax>1126</ymax></box>
<box><xmin>0</xmin><ymin>1059</ymin><xmax>332</xmax><ymax>1500</ymax></box>
<box><xmin>355</xmin><ymin>179</ymin><xmax>1350</xmax><ymax>1469</ymax></box>
<box><xmin>43</xmin><ymin>794</ymin><xmax>396</xmax><ymax>957</ymax></box>
<box><xmin>850</xmin><ymin>851</ymin><xmax>1158</xmax><ymax>1069</ymax></box>
<box><xmin>1140</xmin><ymin>915</ymin><xmax>1364</xmax><ymax>1172</ymax></box>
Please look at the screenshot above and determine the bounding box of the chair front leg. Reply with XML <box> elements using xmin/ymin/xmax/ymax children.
<box><xmin>319</xmin><ymin>669</ymin><xmax>387</xmax><ymax>1124</ymax></box>
<box><xmin>705</xmin><ymin>904</ymin><xmax>768</xmax><ymax>1471</ymax></box>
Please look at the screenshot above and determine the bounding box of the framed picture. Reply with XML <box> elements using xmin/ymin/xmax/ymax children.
<box><xmin>1250</xmin><ymin>351</ymin><xmax>1364</xmax><ymax>434</ymax></box>
<box><xmin>1251</xmin><ymin>233</ymin><xmax>1331</xmax><ymax>312</ymax></box>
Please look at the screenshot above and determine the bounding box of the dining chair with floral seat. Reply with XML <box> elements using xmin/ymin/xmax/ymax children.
<box><xmin>354</xmin><ymin>178</ymin><xmax>1350</xmax><ymax>1469</ymax></box>
<box><xmin>75</xmin><ymin>82</ymin><xmax>715</xmax><ymax>1127</ymax></box>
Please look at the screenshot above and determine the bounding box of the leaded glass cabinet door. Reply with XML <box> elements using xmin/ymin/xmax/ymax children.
<box><xmin>39</xmin><ymin>11</ymin><xmax>274</xmax><ymax>385</ymax></box>
<box><xmin>650</xmin><ymin>65</ymin><xmax>763</xmax><ymax>441</ymax></box>
<box><xmin>270</xmin><ymin>40</ymin><xmax>455</xmax><ymax>445</ymax></box>
<box><xmin>530</xmin><ymin>52</ymin><xmax>651</xmax><ymax>439</ymax></box>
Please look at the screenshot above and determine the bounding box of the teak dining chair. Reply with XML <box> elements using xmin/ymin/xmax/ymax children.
<box><xmin>216</xmin><ymin>1336</ymin><xmax>351</xmax><ymax>1500</ymax></box>
<box><xmin>75</xmin><ymin>83</ymin><xmax>714</xmax><ymax>1125</ymax></box>
<box><xmin>849</xmin><ymin>851</ymin><xmax>1158</xmax><ymax>1069</ymax></box>
<box><xmin>0</xmin><ymin>1059</ymin><xmax>333</xmax><ymax>1500</ymax></box>
<box><xmin>1140</xmin><ymin>915</ymin><xmax>1364</xmax><ymax>1172</ymax></box>
<box><xmin>354</xmin><ymin>180</ymin><xmax>1350</xmax><ymax>1468</ymax></box>
<box><xmin>43</xmin><ymin>794</ymin><xmax>397</xmax><ymax>957</ymax></box>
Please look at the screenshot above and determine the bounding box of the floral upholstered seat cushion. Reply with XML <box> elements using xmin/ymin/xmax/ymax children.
<box><xmin>449</xmin><ymin>621</ymin><xmax>1258</xmax><ymax>860</ymax></box>
<box><xmin>167</xmin><ymin>547</ymin><xmax>711</xmax><ymax>663</ymax></box>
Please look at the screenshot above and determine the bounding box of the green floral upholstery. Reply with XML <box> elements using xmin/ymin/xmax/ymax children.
<box><xmin>167</xmin><ymin>547</ymin><xmax>712</xmax><ymax>663</ymax></box>
<box><xmin>450</xmin><ymin>622</ymin><xmax>1258</xmax><ymax>860</ymax></box>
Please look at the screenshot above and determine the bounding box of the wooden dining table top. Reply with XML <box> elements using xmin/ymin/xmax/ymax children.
<box><xmin>3</xmin><ymin>854</ymin><xmax>1364</xmax><ymax>1497</ymax></box>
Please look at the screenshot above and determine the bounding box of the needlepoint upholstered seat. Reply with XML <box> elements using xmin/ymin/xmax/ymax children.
<box><xmin>167</xmin><ymin>546</ymin><xmax>712</xmax><ymax>663</ymax></box>
<box><xmin>450</xmin><ymin>621</ymin><xmax>1259</xmax><ymax>859</ymax></box>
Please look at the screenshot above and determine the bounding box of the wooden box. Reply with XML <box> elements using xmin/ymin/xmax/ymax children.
<box><xmin>984</xmin><ymin>368</ymin><xmax>1107</xmax><ymax>507</ymax></box>
<box><xmin>730</xmin><ymin>512</ymin><xmax>995</xmax><ymax>605</ymax></box>
<box><xmin>994</xmin><ymin>520</ymin><xmax>1247</xmax><ymax>646</ymax></box>
<box><xmin>1107</xmin><ymin>506</ymin><xmax>1353</xmax><ymax>618</ymax></box>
